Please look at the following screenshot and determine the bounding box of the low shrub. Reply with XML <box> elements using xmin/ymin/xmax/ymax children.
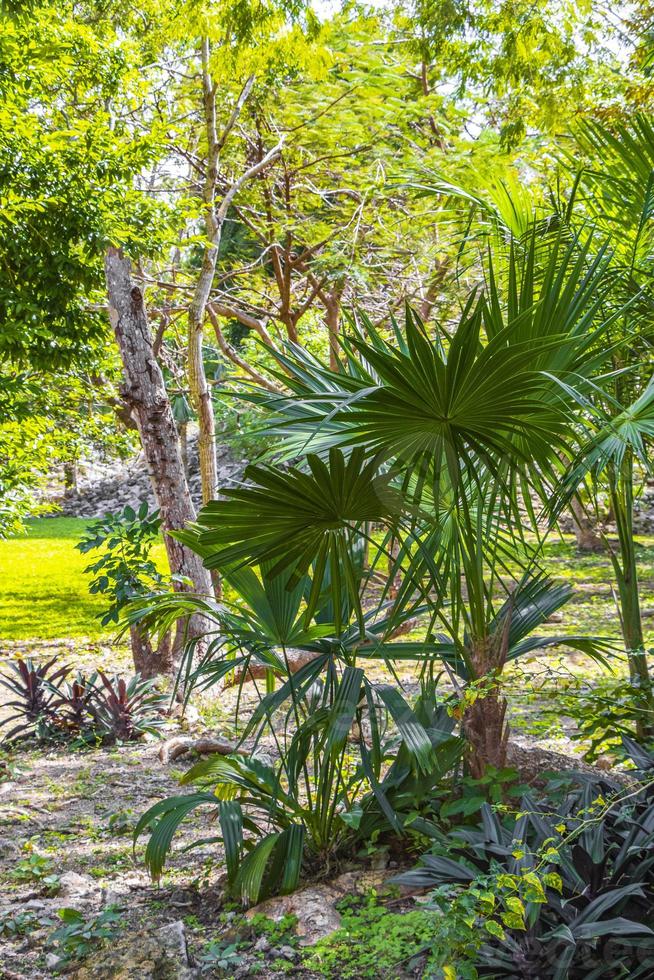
<box><xmin>134</xmin><ymin>678</ymin><xmax>463</xmax><ymax>906</ymax></box>
<box><xmin>48</xmin><ymin>906</ymin><xmax>123</xmax><ymax>966</ymax></box>
<box><xmin>0</xmin><ymin>656</ymin><xmax>166</xmax><ymax>746</ymax></box>
<box><xmin>303</xmin><ymin>889</ymin><xmax>480</xmax><ymax>979</ymax></box>
<box><xmin>395</xmin><ymin>769</ymin><xmax>654</xmax><ymax>977</ymax></box>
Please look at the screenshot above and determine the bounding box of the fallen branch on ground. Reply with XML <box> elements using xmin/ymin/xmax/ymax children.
<box><xmin>158</xmin><ymin>736</ymin><xmax>241</xmax><ymax>763</ymax></box>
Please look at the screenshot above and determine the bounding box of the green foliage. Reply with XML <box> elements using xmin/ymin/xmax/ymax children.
<box><xmin>106</xmin><ymin>809</ymin><xmax>136</xmax><ymax>836</ymax></box>
<box><xmin>438</xmin><ymin>767</ymin><xmax>529</xmax><ymax>822</ymax></box>
<box><xmin>197</xmin><ymin>938</ymin><xmax>244</xmax><ymax>974</ymax></box>
<box><xmin>134</xmin><ymin>680</ymin><xmax>457</xmax><ymax>905</ymax></box>
<box><xmin>218</xmin><ymin>264</ymin><xmax>625</xmax><ymax>775</ymax></box>
<box><xmin>396</xmin><ymin>776</ymin><xmax>654</xmax><ymax>976</ymax></box>
<box><xmin>9</xmin><ymin>853</ymin><xmax>60</xmax><ymax>895</ymax></box>
<box><xmin>132</xmin><ymin>552</ymin><xmax>463</xmax><ymax>904</ymax></box>
<box><xmin>0</xmin><ymin>907</ymin><xmax>53</xmax><ymax>939</ymax></box>
<box><xmin>303</xmin><ymin>889</ymin><xmax>480</xmax><ymax>979</ymax></box>
<box><xmin>560</xmin><ymin>669</ymin><xmax>654</xmax><ymax>761</ymax></box>
<box><xmin>0</xmin><ymin>417</ymin><xmax>54</xmax><ymax>537</ymax></box>
<box><xmin>77</xmin><ymin>504</ymin><xmax>166</xmax><ymax>627</ymax></box>
<box><xmin>48</xmin><ymin>906</ymin><xmax>123</xmax><ymax>966</ymax></box>
<box><xmin>0</xmin><ymin>1</ymin><xmax>174</xmax><ymax>370</ymax></box>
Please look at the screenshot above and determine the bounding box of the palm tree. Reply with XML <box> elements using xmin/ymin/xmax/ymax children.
<box><xmin>414</xmin><ymin>125</ymin><xmax>654</xmax><ymax>740</ymax></box>
<box><xmin>555</xmin><ymin>117</ymin><xmax>654</xmax><ymax>735</ymax></box>
<box><xmin>190</xmin><ymin>230</ymin><xmax>627</xmax><ymax>776</ymax></box>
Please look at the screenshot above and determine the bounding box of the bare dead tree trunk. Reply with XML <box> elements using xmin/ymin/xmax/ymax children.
<box><xmin>105</xmin><ymin>247</ymin><xmax>214</xmax><ymax>675</ymax></box>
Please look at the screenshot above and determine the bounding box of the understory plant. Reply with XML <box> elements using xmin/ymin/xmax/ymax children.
<box><xmin>395</xmin><ymin>767</ymin><xmax>654</xmax><ymax>977</ymax></box>
<box><xmin>303</xmin><ymin>889</ymin><xmax>481</xmax><ymax>979</ymax></box>
<box><xmin>0</xmin><ymin>656</ymin><xmax>166</xmax><ymax>745</ymax></box>
<box><xmin>49</xmin><ymin>906</ymin><xmax>124</xmax><ymax>966</ymax></box>
<box><xmin>560</xmin><ymin>670</ymin><xmax>654</xmax><ymax>762</ymax></box>
<box><xmin>76</xmin><ymin>503</ymin><xmax>173</xmax><ymax>677</ymax></box>
<box><xmin>134</xmin><ymin>561</ymin><xmax>465</xmax><ymax>904</ymax></box>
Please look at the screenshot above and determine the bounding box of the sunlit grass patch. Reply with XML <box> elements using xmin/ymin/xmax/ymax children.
<box><xmin>0</xmin><ymin>517</ymin><xmax>168</xmax><ymax>640</ymax></box>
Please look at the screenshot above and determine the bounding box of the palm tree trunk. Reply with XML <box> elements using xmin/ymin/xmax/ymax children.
<box><xmin>463</xmin><ymin>691</ymin><xmax>509</xmax><ymax>779</ymax></box>
<box><xmin>608</xmin><ymin>454</ymin><xmax>653</xmax><ymax>738</ymax></box>
<box><xmin>462</xmin><ymin>636</ymin><xmax>510</xmax><ymax>777</ymax></box>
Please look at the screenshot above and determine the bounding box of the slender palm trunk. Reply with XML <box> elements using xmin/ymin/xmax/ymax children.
<box><xmin>607</xmin><ymin>454</ymin><xmax>653</xmax><ymax>738</ymax></box>
<box><xmin>462</xmin><ymin>635</ymin><xmax>510</xmax><ymax>778</ymax></box>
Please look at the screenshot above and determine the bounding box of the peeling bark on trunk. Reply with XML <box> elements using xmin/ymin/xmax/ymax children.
<box><xmin>105</xmin><ymin>247</ymin><xmax>214</xmax><ymax>675</ymax></box>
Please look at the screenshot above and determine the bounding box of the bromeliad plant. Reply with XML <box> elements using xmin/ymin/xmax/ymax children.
<box><xmin>0</xmin><ymin>657</ymin><xmax>166</xmax><ymax>745</ymax></box>
<box><xmin>0</xmin><ymin>656</ymin><xmax>70</xmax><ymax>742</ymax></box>
<box><xmin>90</xmin><ymin>672</ymin><xmax>167</xmax><ymax>743</ymax></box>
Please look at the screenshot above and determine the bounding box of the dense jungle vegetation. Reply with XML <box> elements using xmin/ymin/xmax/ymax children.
<box><xmin>2</xmin><ymin>1</ymin><xmax>654</xmax><ymax>977</ymax></box>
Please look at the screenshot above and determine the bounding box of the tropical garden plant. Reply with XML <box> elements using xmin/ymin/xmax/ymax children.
<box><xmin>0</xmin><ymin>657</ymin><xmax>166</xmax><ymax>745</ymax></box>
<box><xmin>395</xmin><ymin>763</ymin><xmax>654</xmax><ymax>977</ymax></box>
<box><xmin>77</xmin><ymin>504</ymin><xmax>173</xmax><ymax>676</ymax></box>
<box><xmin>204</xmin><ymin>228</ymin><xmax>629</xmax><ymax>777</ymax></box>
<box><xmin>133</xmin><ymin>556</ymin><xmax>465</xmax><ymax>902</ymax></box>
<box><xmin>421</xmin><ymin>119</ymin><xmax>654</xmax><ymax>743</ymax></box>
<box><xmin>127</xmin><ymin>223</ymin><xmax>645</xmax><ymax>907</ymax></box>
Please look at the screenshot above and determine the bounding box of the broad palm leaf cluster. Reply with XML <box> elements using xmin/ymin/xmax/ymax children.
<box><xmin>134</xmin><ymin>121</ymin><xmax>654</xmax><ymax>905</ymax></box>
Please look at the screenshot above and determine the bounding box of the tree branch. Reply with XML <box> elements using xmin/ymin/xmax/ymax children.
<box><xmin>207</xmin><ymin>305</ymin><xmax>281</xmax><ymax>393</ymax></box>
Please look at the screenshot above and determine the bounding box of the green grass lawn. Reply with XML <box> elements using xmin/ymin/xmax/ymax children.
<box><xmin>2</xmin><ymin>516</ymin><xmax>653</xmax><ymax>655</ymax></box>
<box><xmin>0</xmin><ymin>517</ymin><xmax>168</xmax><ymax>640</ymax></box>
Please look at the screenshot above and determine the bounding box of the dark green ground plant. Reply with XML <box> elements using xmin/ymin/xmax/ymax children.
<box><xmin>395</xmin><ymin>777</ymin><xmax>654</xmax><ymax>977</ymax></box>
<box><xmin>49</xmin><ymin>906</ymin><xmax>123</xmax><ymax>966</ymax></box>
